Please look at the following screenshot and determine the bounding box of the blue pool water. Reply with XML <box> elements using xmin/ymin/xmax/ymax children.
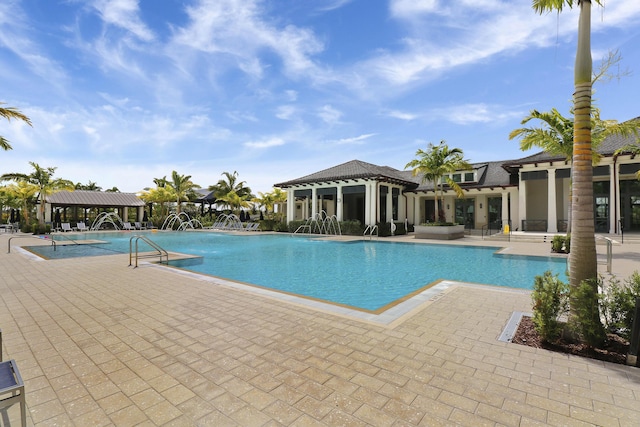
<box><xmin>29</xmin><ymin>232</ymin><xmax>567</xmax><ymax>311</ymax></box>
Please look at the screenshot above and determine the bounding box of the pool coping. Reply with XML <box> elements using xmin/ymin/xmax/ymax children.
<box><xmin>149</xmin><ymin>261</ymin><xmax>530</xmax><ymax>326</ymax></box>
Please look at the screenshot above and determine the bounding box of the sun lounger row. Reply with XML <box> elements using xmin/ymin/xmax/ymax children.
<box><xmin>59</xmin><ymin>222</ymin><xmax>88</xmax><ymax>232</ymax></box>
<box><xmin>209</xmin><ymin>220</ymin><xmax>260</xmax><ymax>231</ymax></box>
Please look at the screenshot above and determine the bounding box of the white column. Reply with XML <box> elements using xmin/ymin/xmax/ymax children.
<box><xmin>311</xmin><ymin>187</ymin><xmax>317</xmax><ymax>218</ymax></box>
<box><xmin>413</xmin><ymin>195</ymin><xmax>420</xmax><ymax>225</ymax></box>
<box><xmin>610</xmin><ymin>163</ymin><xmax>618</xmax><ymax>233</ymax></box>
<box><xmin>501</xmin><ymin>191</ymin><xmax>509</xmax><ymax>230</ymax></box>
<box><xmin>547</xmin><ymin>169</ymin><xmax>557</xmax><ymax>232</ymax></box>
<box><xmin>519</xmin><ymin>174</ymin><xmax>527</xmax><ymax>232</ymax></box>
<box><xmin>364</xmin><ymin>183</ymin><xmax>372</xmax><ymax>225</ymax></box>
<box><xmin>137</xmin><ymin>206</ymin><xmax>144</xmax><ymax>222</ymax></box>
<box><xmin>386</xmin><ymin>187</ymin><xmax>393</xmax><ymax>223</ymax></box>
<box><xmin>123</xmin><ymin>207</ymin><xmax>129</xmax><ymax>222</ymax></box>
<box><xmin>286</xmin><ymin>189</ymin><xmax>294</xmax><ymax>222</ymax></box>
<box><xmin>336</xmin><ymin>184</ymin><xmax>343</xmax><ymax>222</ymax></box>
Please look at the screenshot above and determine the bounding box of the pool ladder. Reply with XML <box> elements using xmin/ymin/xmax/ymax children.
<box><xmin>129</xmin><ymin>235</ymin><xmax>169</xmax><ymax>268</ymax></box>
<box><xmin>363</xmin><ymin>225</ymin><xmax>378</xmax><ymax>240</ymax></box>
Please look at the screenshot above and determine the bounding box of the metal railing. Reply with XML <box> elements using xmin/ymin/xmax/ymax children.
<box><xmin>521</xmin><ymin>219</ymin><xmax>547</xmax><ymax>232</ymax></box>
<box><xmin>8</xmin><ymin>235</ymin><xmax>57</xmax><ymax>253</ymax></box>
<box><xmin>129</xmin><ymin>235</ymin><xmax>168</xmax><ymax>268</ymax></box>
<box><xmin>481</xmin><ymin>220</ymin><xmax>511</xmax><ymax>241</ymax></box>
<box><xmin>363</xmin><ymin>224</ymin><xmax>378</xmax><ymax>240</ymax></box>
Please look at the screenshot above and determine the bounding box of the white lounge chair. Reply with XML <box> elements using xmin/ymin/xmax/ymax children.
<box><xmin>134</xmin><ymin>222</ymin><xmax>146</xmax><ymax>230</ymax></box>
<box><xmin>61</xmin><ymin>223</ymin><xmax>73</xmax><ymax>232</ymax></box>
<box><xmin>76</xmin><ymin>222</ymin><xmax>88</xmax><ymax>232</ymax></box>
<box><xmin>122</xmin><ymin>222</ymin><xmax>135</xmax><ymax>231</ymax></box>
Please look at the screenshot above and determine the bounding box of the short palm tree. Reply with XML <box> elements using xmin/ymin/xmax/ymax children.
<box><xmin>405</xmin><ymin>141</ymin><xmax>472</xmax><ymax>223</ymax></box>
<box><xmin>166</xmin><ymin>171</ymin><xmax>199</xmax><ymax>214</ymax></box>
<box><xmin>1</xmin><ymin>162</ymin><xmax>74</xmax><ymax>224</ymax></box>
<box><xmin>1</xmin><ymin>181</ymin><xmax>38</xmax><ymax>223</ymax></box>
<box><xmin>209</xmin><ymin>171</ymin><xmax>253</xmax><ymax>210</ymax></box>
<box><xmin>1</xmin><ymin>103</ymin><xmax>32</xmax><ymax>151</ymax></box>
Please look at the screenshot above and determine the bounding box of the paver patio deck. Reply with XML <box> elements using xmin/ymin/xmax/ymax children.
<box><xmin>1</xmin><ymin>231</ymin><xmax>639</xmax><ymax>426</ymax></box>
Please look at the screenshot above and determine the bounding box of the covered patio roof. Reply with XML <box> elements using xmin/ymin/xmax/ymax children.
<box><xmin>46</xmin><ymin>190</ymin><xmax>145</xmax><ymax>208</ymax></box>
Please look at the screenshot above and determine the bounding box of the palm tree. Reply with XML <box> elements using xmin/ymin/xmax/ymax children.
<box><xmin>75</xmin><ymin>181</ymin><xmax>102</xmax><ymax>191</ymax></box>
<box><xmin>509</xmin><ymin>108</ymin><xmax>640</xmax><ymax>232</ymax></box>
<box><xmin>139</xmin><ymin>186</ymin><xmax>175</xmax><ymax>218</ymax></box>
<box><xmin>217</xmin><ymin>190</ymin><xmax>251</xmax><ymax>212</ymax></box>
<box><xmin>533</xmin><ymin>0</ymin><xmax>603</xmax><ymax>293</ymax></box>
<box><xmin>1</xmin><ymin>181</ymin><xmax>39</xmax><ymax>223</ymax></box>
<box><xmin>166</xmin><ymin>171</ymin><xmax>199</xmax><ymax>214</ymax></box>
<box><xmin>405</xmin><ymin>141</ymin><xmax>472</xmax><ymax>223</ymax></box>
<box><xmin>1</xmin><ymin>162</ymin><xmax>74</xmax><ymax>224</ymax></box>
<box><xmin>209</xmin><ymin>171</ymin><xmax>253</xmax><ymax>210</ymax></box>
<box><xmin>1</xmin><ymin>103</ymin><xmax>32</xmax><ymax>151</ymax></box>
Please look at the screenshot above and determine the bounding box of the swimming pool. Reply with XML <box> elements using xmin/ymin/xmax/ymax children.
<box><xmin>29</xmin><ymin>232</ymin><xmax>566</xmax><ymax>311</ymax></box>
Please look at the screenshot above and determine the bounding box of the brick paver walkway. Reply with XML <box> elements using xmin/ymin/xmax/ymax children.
<box><xmin>1</xmin><ymin>232</ymin><xmax>639</xmax><ymax>426</ymax></box>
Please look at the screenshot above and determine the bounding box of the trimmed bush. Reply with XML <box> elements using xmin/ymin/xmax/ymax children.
<box><xmin>601</xmin><ymin>272</ymin><xmax>640</xmax><ymax>339</ymax></box>
<box><xmin>531</xmin><ymin>270</ymin><xmax>569</xmax><ymax>342</ymax></box>
<box><xmin>569</xmin><ymin>278</ymin><xmax>606</xmax><ymax>348</ymax></box>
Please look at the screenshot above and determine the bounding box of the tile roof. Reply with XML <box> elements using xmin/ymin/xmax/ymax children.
<box><xmin>47</xmin><ymin>190</ymin><xmax>146</xmax><ymax>207</ymax></box>
<box><xmin>274</xmin><ymin>159</ymin><xmax>420</xmax><ymax>187</ymax></box>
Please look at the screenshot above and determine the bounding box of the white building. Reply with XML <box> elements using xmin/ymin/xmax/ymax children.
<box><xmin>275</xmin><ymin>134</ymin><xmax>640</xmax><ymax>234</ymax></box>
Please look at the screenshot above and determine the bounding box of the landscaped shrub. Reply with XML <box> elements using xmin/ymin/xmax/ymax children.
<box><xmin>551</xmin><ymin>234</ymin><xmax>570</xmax><ymax>253</ymax></box>
<box><xmin>601</xmin><ymin>272</ymin><xmax>640</xmax><ymax>339</ymax></box>
<box><xmin>551</xmin><ymin>235</ymin><xmax>565</xmax><ymax>253</ymax></box>
<box><xmin>531</xmin><ymin>270</ymin><xmax>569</xmax><ymax>342</ymax></box>
<box><xmin>376</xmin><ymin>222</ymin><xmax>391</xmax><ymax>237</ymax></box>
<box><xmin>569</xmin><ymin>278</ymin><xmax>606</xmax><ymax>348</ymax></box>
<box><xmin>339</xmin><ymin>220</ymin><xmax>365</xmax><ymax>235</ymax></box>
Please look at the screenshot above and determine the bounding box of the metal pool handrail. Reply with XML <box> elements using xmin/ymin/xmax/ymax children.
<box><xmin>129</xmin><ymin>235</ymin><xmax>169</xmax><ymax>268</ymax></box>
<box><xmin>8</xmin><ymin>235</ymin><xmax>56</xmax><ymax>253</ymax></box>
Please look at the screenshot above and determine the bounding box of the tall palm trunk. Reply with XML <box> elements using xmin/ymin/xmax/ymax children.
<box><xmin>569</xmin><ymin>0</ymin><xmax>597</xmax><ymax>294</ymax></box>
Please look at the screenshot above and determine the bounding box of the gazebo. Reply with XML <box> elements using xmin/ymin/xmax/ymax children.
<box><xmin>44</xmin><ymin>190</ymin><xmax>146</xmax><ymax>227</ymax></box>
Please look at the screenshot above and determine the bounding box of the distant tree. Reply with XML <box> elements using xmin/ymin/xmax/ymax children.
<box><xmin>217</xmin><ymin>190</ymin><xmax>251</xmax><ymax>211</ymax></box>
<box><xmin>253</xmin><ymin>188</ymin><xmax>288</xmax><ymax>214</ymax></box>
<box><xmin>209</xmin><ymin>171</ymin><xmax>253</xmax><ymax>203</ymax></box>
<box><xmin>75</xmin><ymin>181</ymin><xmax>102</xmax><ymax>191</ymax></box>
<box><xmin>105</xmin><ymin>187</ymin><xmax>120</xmax><ymax>192</ymax></box>
<box><xmin>405</xmin><ymin>141</ymin><xmax>471</xmax><ymax>223</ymax></box>
<box><xmin>1</xmin><ymin>162</ymin><xmax>74</xmax><ymax>224</ymax></box>
<box><xmin>139</xmin><ymin>186</ymin><xmax>174</xmax><ymax>218</ymax></box>
<box><xmin>166</xmin><ymin>171</ymin><xmax>199</xmax><ymax>214</ymax></box>
<box><xmin>1</xmin><ymin>181</ymin><xmax>38</xmax><ymax>223</ymax></box>
<box><xmin>0</xmin><ymin>103</ymin><xmax>32</xmax><ymax>151</ymax></box>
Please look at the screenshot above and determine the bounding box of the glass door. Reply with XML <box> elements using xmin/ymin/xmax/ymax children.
<box><xmin>455</xmin><ymin>199</ymin><xmax>475</xmax><ymax>229</ymax></box>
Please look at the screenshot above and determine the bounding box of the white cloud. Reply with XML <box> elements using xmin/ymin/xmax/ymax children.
<box><xmin>428</xmin><ymin>103</ymin><xmax>524</xmax><ymax>125</ymax></box>
<box><xmin>244</xmin><ymin>137</ymin><xmax>285</xmax><ymax>148</ymax></box>
<box><xmin>318</xmin><ymin>105</ymin><xmax>342</xmax><ymax>124</ymax></box>
<box><xmin>276</xmin><ymin>105</ymin><xmax>297</xmax><ymax>120</ymax></box>
<box><xmin>90</xmin><ymin>0</ymin><xmax>155</xmax><ymax>42</ymax></box>
<box><xmin>335</xmin><ymin>133</ymin><xmax>376</xmax><ymax>145</ymax></box>
<box><xmin>387</xmin><ymin>110</ymin><xmax>418</xmax><ymax>121</ymax></box>
<box><xmin>170</xmin><ymin>0</ymin><xmax>324</xmax><ymax>79</ymax></box>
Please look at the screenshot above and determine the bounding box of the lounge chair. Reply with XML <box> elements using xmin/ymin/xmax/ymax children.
<box><xmin>122</xmin><ymin>222</ymin><xmax>135</xmax><ymax>231</ymax></box>
<box><xmin>134</xmin><ymin>222</ymin><xmax>146</xmax><ymax>230</ymax></box>
<box><xmin>76</xmin><ymin>222</ymin><xmax>88</xmax><ymax>232</ymax></box>
<box><xmin>0</xmin><ymin>359</ymin><xmax>26</xmax><ymax>427</ymax></box>
<box><xmin>61</xmin><ymin>223</ymin><xmax>73</xmax><ymax>232</ymax></box>
<box><xmin>243</xmin><ymin>222</ymin><xmax>260</xmax><ymax>231</ymax></box>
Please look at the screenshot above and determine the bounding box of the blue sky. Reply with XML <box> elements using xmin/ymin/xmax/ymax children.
<box><xmin>1</xmin><ymin>0</ymin><xmax>640</xmax><ymax>195</ymax></box>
